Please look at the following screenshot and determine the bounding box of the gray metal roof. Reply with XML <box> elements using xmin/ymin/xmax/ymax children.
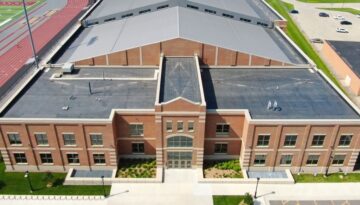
<box><xmin>2</xmin><ymin>68</ymin><xmax>158</xmax><ymax>119</ymax></box>
<box><xmin>327</xmin><ymin>40</ymin><xmax>360</xmax><ymax>78</ymax></box>
<box><xmin>56</xmin><ymin>6</ymin><xmax>305</xmax><ymax>65</ymax></box>
<box><xmin>202</xmin><ymin>68</ymin><xmax>359</xmax><ymax>119</ymax></box>
<box><xmin>87</xmin><ymin>0</ymin><xmax>166</xmax><ymax>19</ymax></box>
<box><xmin>159</xmin><ymin>57</ymin><xmax>201</xmax><ymax>103</ymax></box>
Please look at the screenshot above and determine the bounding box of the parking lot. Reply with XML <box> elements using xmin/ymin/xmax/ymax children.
<box><xmin>283</xmin><ymin>0</ymin><xmax>360</xmax><ymax>50</ymax></box>
<box><xmin>270</xmin><ymin>200</ymin><xmax>360</xmax><ymax>205</ymax></box>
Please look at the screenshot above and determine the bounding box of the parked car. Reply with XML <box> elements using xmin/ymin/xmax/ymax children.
<box><xmin>319</xmin><ymin>12</ymin><xmax>329</xmax><ymax>17</ymax></box>
<box><xmin>334</xmin><ymin>15</ymin><xmax>345</xmax><ymax>20</ymax></box>
<box><xmin>336</xmin><ymin>28</ymin><xmax>349</xmax><ymax>33</ymax></box>
<box><xmin>340</xmin><ymin>20</ymin><xmax>352</xmax><ymax>25</ymax></box>
<box><xmin>310</xmin><ymin>38</ymin><xmax>324</xmax><ymax>44</ymax></box>
<box><xmin>290</xmin><ymin>9</ymin><xmax>299</xmax><ymax>14</ymax></box>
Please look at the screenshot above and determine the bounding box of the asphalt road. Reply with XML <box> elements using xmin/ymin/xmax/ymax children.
<box><xmin>0</xmin><ymin>0</ymin><xmax>67</xmax><ymax>55</ymax></box>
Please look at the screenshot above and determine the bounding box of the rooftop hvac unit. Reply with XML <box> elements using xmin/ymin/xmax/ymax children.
<box><xmin>62</xmin><ymin>63</ymin><xmax>74</xmax><ymax>74</ymax></box>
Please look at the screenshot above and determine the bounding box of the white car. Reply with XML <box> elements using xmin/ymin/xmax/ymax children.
<box><xmin>336</xmin><ymin>28</ymin><xmax>349</xmax><ymax>33</ymax></box>
<box><xmin>334</xmin><ymin>15</ymin><xmax>345</xmax><ymax>20</ymax></box>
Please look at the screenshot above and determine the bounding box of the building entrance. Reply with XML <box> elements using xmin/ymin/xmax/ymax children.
<box><xmin>167</xmin><ymin>151</ymin><xmax>192</xmax><ymax>168</ymax></box>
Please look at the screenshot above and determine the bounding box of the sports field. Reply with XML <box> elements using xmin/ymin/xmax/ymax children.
<box><xmin>0</xmin><ymin>0</ymin><xmax>44</xmax><ymax>27</ymax></box>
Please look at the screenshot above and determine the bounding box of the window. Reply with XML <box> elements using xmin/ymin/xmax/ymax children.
<box><xmin>157</xmin><ymin>5</ymin><xmax>169</xmax><ymax>10</ymax></box>
<box><xmin>214</xmin><ymin>143</ymin><xmax>227</xmax><ymax>154</ymax></box>
<box><xmin>254</xmin><ymin>155</ymin><xmax>266</xmax><ymax>165</ymax></box>
<box><xmin>139</xmin><ymin>9</ymin><xmax>151</xmax><ymax>14</ymax></box>
<box><xmin>312</xmin><ymin>135</ymin><xmax>325</xmax><ymax>146</ymax></box>
<box><xmin>63</xmin><ymin>133</ymin><xmax>76</xmax><ymax>145</ymax></box>
<box><xmin>90</xmin><ymin>134</ymin><xmax>103</xmax><ymax>146</ymax></box>
<box><xmin>216</xmin><ymin>124</ymin><xmax>230</xmax><ymax>135</ymax></box>
<box><xmin>204</xmin><ymin>9</ymin><xmax>216</xmax><ymax>14</ymax></box>
<box><xmin>338</xmin><ymin>135</ymin><xmax>352</xmax><ymax>147</ymax></box>
<box><xmin>104</xmin><ymin>17</ymin><xmax>116</xmax><ymax>22</ymax></box>
<box><xmin>121</xmin><ymin>13</ymin><xmax>133</xmax><ymax>18</ymax></box>
<box><xmin>280</xmin><ymin>155</ymin><xmax>292</xmax><ymax>165</ymax></box>
<box><xmin>93</xmin><ymin>154</ymin><xmax>106</xmax><ymax>164</ymax></box>
<box><xmin>284</xmin><ymin>135</ymin><xmax>297</xmax><ymax>147</ymax></box>
<box><xmin>35</xmin><ymin>133</ymin><xmax>48</xmax><ymax>145</ymax></box>
<box><xmin>14</xmin><ymin>153</ymin><xmax>27</xmax><ymax>164</ymax></box>
<box><xmin>306</xmin><ymin>155</ymin><xmax>319</xmax><ymax>165</ymax></box>
<box><xmin>166</xmin><ymin>121</ymin><xmax>172</xmax><ymax>132</ymax></box>
<box><xmin>188</xmin><ymin>121</ymin><xmax>194</xmax><ymax>132</ymax></box>
<box><xmin>130</xmin><ymin>124</ymin><xmax>144</xmax><ymax>136</ymax></box>
<box><xmin>40</xmin><ymin>153</ymin><xmax>53</xmax><ymax>164</ymax></box>
<box><xmin>257</xmin><ymin>22</ymin><xmax>268</xmax><ymax>27</ymax></box>
<box><xmin>187</xmin><ymin>4</ymin><xmax>198</xmax><ymax>10</ymax></box>
<box><xmin>257</xmin><ymin>135</ymin><xmax>270</xmax><ymax>147</ymax></box>
<box><xmin>132</xmin><ymin>143</ymin><xmax>144</xmax><ymax>154</ymax></box>
<box><xmin>167</xmin><ymin>136</ymin><xmax>193</xmax><ymax>147</ymax></box>
<box><xmin>67</xmin><ymin>153</ymin><xmax>79</xmax><ymax>164</ymax></box>
<box><xmin>222</xmin><ymin>13</ymin><xmax>234</xmax><ymax>18</ymax></box>
<box><xmin>8</xmin><ymin>133</ymin><xmax>21</xmax><ymax>145</ymax></box>
<box><xmin>177</xmin><ymin>121</ymin><xmax>184</xmax><ymax>132</ymax></box>
<box><xmin>240</xmin><ymin>17</ymin><xmax>251</xmax><ymax>22</ymax></box>
<box><xmin>332</xmin><ymin>155</ymin><xmax>346</xmax><ymax>165</ymax></box>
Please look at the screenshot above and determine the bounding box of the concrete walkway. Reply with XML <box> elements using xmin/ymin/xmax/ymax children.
<box><xmin>1</xmin><ymin>170</ymin><xmax>360</xmax><ymax>205</ymax></box>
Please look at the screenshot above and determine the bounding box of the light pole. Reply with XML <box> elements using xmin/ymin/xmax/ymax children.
<box><xmin>21</xmin><ymin>0</ymin><xmax>39</xmax><ymax>69</ymax></box>
<box><xmin>101</xmin><ymin>175</ymin><xmax>106</xmax><ymax>197</ymax></box>
<box><xmin>24</xmin><ymin>171</ymin><xmax>33</xmax><ymax>193</ymax></box>
<box><xmin>254</xmin><ymin>177</ymin><xmax>260</xmax><ymax>199</ymax></box>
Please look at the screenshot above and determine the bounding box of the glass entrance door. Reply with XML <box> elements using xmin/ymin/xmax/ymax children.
<box><xmin>167</xmin><ymin>152</ymin><xmax>192</xmax><ymax>168</ymax></box>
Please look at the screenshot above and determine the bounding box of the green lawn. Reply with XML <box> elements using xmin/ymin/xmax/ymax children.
<box><xmin>319</xmin><ymin>7</ymin><xmax>360</xmax><ymax>15</ymax></box>
<box><xmin>266</xmin><ymin>0</ymin><xmax>343</xmax><ymax>90</ymax></box>
<box><xmin>213</xmin><ymin>194</ymin><xmax>253</xmax><ymax>205</ymax></box>
<box><xmin>293</xmin><ymin>173</ymin><xmax>360</xmax><ymax>183</ymax></box>
<box><xmin>0</xmin><ymin>0</ymin><xmax>45</xmax><ymax>27</ymax></box>
<box><xmin>283</xmin><ymin>1</ymin><xmax>295</xmax><ymax>11</ymax></box>
<box><xmin>298</xmin><ymin>0</ymin><xmax>360</xmax><ymax>3</ymax></box>
<box><xmin>0</xmin><ymin>162</ymin><xmax>111</xmax><ymax>195</ymax></box>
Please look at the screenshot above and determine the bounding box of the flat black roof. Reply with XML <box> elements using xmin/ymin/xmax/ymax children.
<box><xmin>2</xmin><ymin>68</ymin><xmax>158</xmax><ymax>119</ymax></box>
<box><xmin>159</xmin><ymin>57</ymin><xmax>201</xmax><ymax>103</ymax></box>
<box><xmin>327</xmin><ymin>40</ymin><xmax>360</xmax><ymax>78</ymax></box>
<box><xmin>202</xmin><ymin>68</ymin><xmax>359</xmax><ymax>119</ymax></box>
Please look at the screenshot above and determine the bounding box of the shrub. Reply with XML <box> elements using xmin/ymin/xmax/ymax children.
<box><xmin>0</xmin><ymin>154</ymin><xmax>3</xmax><ymax>163</ymax></box>
<box><xmin>243</xmin><ymin>193</ymin><xmax>254</xmax><ymax>205</ymax></box>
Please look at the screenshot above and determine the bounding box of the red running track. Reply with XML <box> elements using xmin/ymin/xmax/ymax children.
<box><xmin>0</xmin><ymin>0</ymin><xmax>89</xmax><ymax>87</ymax></box>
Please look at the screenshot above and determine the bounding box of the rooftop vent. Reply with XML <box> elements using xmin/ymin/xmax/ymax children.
<box><xmin>62</xmin><ymin>106</ymin><xmax>69</xmax><ymax>111</ymax></box>
<box><xmin>62</xmin><ymin>63</ymin><xmax>74</xmax><ymax>74</ymax></box>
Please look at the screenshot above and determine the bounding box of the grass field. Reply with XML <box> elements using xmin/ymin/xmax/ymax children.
<box><xmin>0</xmin><ymin>0</ymin><xmax>44</xmax><ymax>27</ymax></box>
<box><xmin>298</xmin><ymin>0</ymin><xmax>360</xmax><ymax>3</ymax></box>
<box><xmin>266</xmin><ymin>0</ymin><xmax>344</xmax><ymax>90</ymax></box>
<box><xmin>213</xmin><ymin>195</ymin><xmax>253</xmax><ymax>205</ymax></box>
<box><xmin>293</xmin><ymin>173</ymin><xmax>360</xmax><ymax>183</ymax></box>
<box><xmin>319</xmin><ymin>7</ymin><xmax>360</xmax><ymax>15</ymax></box>
<box><xmin>0</xmin><ymin>162</ymin><xmax>111</xmax><ymax>195</ymax></box>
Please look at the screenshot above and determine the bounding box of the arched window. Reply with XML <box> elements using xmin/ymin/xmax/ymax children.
<box><xmin>167</xmin><ymin>136</ymin><xmax>193</xmax><ymax>147</ymax></box>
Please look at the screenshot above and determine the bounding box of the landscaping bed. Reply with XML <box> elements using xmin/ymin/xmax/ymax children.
<box><xmin>0</xmin><ymin>162</ymin><xmax>111</xmax><ymax>195</ymax></box>
<box><xmin>293</xmin><ymin>172</ymin><xmax>360</xmax><ymax>183</ymax></box>
<box><xmin>204</xmin><ymin>160</ymin><xmax>243</xmax><ymax>178</ymax></box>
<box><xmin>117</xmin><ymin>159</ymin><xmax>156</xmax><ymax>178</ymax></box>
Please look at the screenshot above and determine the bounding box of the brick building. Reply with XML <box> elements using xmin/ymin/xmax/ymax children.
<box><xmin>0</xmin><ymin>0</ymin><xmax>360</xmax><ymax>174</ymax></box>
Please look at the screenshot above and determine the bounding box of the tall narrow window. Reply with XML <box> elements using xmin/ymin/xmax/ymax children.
<box><xmin>130</xmin><ymin>124</ymin><xmax>144</xmax><ymax>136</ymax></box>
<box><xmin>35</xmin><ymin>133</ymin><xmax>48</xmax><ymax>145</ymax></box>
<box><xmin>166</xmin><ymin>121</ymin><xmax>172</xmax><ymax>132</ymax></box>
<box><xmin>188</xmin><ymin>121</ymin><xmax>194</xmax><ymax>132</ymax></box>
<box><xmin>8</xmin><ymin>133</ymin><xmax>21</xmax><ymax>145</ymax></box>
<box><xmin>177</xmin><ymin>121</ymin><xmax>184</xmax><ymax>132</ymax></box>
